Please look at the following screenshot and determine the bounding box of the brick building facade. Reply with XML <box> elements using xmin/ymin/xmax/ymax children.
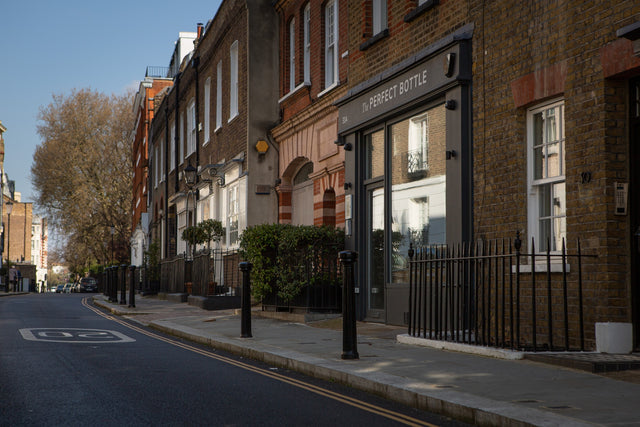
<box><xmin>336</xmin><ymin>0</ymin><xmax>640</xmax><ymax>350</ymax></box>
<box><xmin>271</xmin><ymin>0</ymin><xmax>348</xmax><ymax>228</ymax></box>
<box><xmin>131</xmin><ymin>74</ymin><xmax>173</xmax><ymax>266</ymax></box>
<box><xmin>469</xmin><ymin>1</ymin><xmax>640</xmax><ymax>350</ymax></box>
<box><xmin>148</xmin><ymin>0</ymin><xmax>279</xmax><ymax>259</ymax></box>
<box><xmin>3</xmin><ymin>194</ymin><xmax>33</xmax><ymax>265</ymax></box>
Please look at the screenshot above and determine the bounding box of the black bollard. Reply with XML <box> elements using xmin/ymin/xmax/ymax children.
<box><xmin>339</xmin><ymin>251</ymin><xmax>359</xmax><ymax>360</ymax></box>
<box><xmin>109</xmin><ymin>267</ymin><xmax>116</xmax><ymax>303</ymax></box>
<box><xmin>119</xmin><ymin>265</ymin><xmax>127</xmax><ymax>305</ymax></box>
<box><xmin>128</xmin><ymin>265</ymin><xmax>136</xmax><ymax>308</ymax></box>
<box><xmin>239</xmin><ymin>262</ymin><xmax>253</xmax><ymax>338</ymax></box>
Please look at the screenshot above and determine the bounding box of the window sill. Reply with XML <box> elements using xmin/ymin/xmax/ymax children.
<box><xmin>359</xmin><ymin>29</ymin><xmax>389</xmax><ymax>51</ymax></box>
<box><xmin>228</xmin><ymin>113</ymin><xmax>239</xmax><ymax>124</ymax></box>
<box><xmin>214</xmin><ymin>126</ymin><xmax>222</xmax><ymax>134</ymax></box>
<box><xmin>513</xmin><ymin>263</ymin><xmax>571</xmax><ymax>274</ymax></box>
<box><xmin>404</xmin><ymin>0</ymin><xmax>439</xmax><ymax>23</ymax></box>
<box><xmin>318</xmin><ymin>82</ymin><xmax>339</xmax><ymax>98</ymax></box>
<box><xmin>279</xmin><ymin>82</ymin><xmax>310</xmax><ymax>104</ymax></box>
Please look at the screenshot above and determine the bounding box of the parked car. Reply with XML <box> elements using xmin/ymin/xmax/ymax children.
<box><xmin>63</xmin><ymin>284</ymin><xmax>73</xmax><ymax>293</ymax></box>
<box><xmin>79</xmin><ymin>277</ymin><xmax>97</xmax><ymax>292</ymax></box>
<box><xmin>55</xmin><ymin>285</ymin><xmax>64</xmax><ymax>293</ymax></box>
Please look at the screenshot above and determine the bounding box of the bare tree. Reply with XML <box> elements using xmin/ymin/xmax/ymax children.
<box><xmin>31</xmin><ymin>88</ymin><xmax>133</xmax><ymax>271</ymax></box>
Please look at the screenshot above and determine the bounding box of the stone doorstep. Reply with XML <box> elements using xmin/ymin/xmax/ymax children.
<box><xmin>187</xmin><ymin>295</ymin><xmax>241</xmax><ymax>311</ymax></box>
<box><xmin>524</xmin><ymin>352</ymin><xmax>640</xmax><ymax>373</ymax></box>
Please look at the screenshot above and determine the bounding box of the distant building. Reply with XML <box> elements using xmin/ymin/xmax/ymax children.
<box><xmin>3</xmin><ymin>193</ymin><xmax>33</xmax><ymax>265</ymax></box>
<box><xmin>31</xmin><ymin>215</ymin><xmax>48</xmax><ymax>291</ymax></box>
<box><xmin>130</xmin><ymin>73</ymin><xmax>173</xmax><ymax>267</ymax></box>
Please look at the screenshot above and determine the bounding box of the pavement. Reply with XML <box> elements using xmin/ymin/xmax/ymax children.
<box><xmin>90</xmin><ymin>293</ymin><xmax>640</xmax><ymax>427</ymax></box>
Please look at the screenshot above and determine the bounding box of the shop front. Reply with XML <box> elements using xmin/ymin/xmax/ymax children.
<box><xmin>337</xmin><ymin>28</ymin><xmax>473</xmax><ymax>324</ymax></box>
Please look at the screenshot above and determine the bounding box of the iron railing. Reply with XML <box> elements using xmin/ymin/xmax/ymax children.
<box><xmin>145</xmin><ymin>66</ymin><xmax>170</xmax><ymax>78</ymax></box>
<box><xmin>407</xmin><ymin>233</ymin><xmax>595</xmax><ymax>352</ymax></box>
<box><xmin>190</xmin><ymin>249</ymin><xmax>242</xmax><ymax>297</ymax></box>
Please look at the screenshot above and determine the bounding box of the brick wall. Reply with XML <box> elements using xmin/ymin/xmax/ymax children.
<box><xmin>470</xmin><ymin>0</ymin><xmax>640</xmax><ymax>340</ymax></box>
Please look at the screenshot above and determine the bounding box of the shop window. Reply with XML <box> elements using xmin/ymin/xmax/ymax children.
<box><xmin>527</xmin><ymin>99</ymin><xmax>566</xmax><ymax>251</ymax></box>
<box><xmin>391</xmin><ymin>104</ymin><xmax>447</xmax><ymax>283</ymax></box>
<box><xmin>365</xmin><ymin>129</ymin><xmax>385</xmax><ymax>180</ymax></box>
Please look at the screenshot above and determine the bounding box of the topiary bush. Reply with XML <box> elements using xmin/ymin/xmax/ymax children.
<box><xmin>239</xmin><ymin>224</ymin><xmax>344</xmax><ymax>303</ymax></box>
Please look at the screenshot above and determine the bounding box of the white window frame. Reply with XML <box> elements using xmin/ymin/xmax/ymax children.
<box><xmin>179</xmin><ymin>113</ymin><xmax>185</xmax><ymax>164</ymax></box>
<box><xmin>187</xmin><ymin>99</ymin><xmax>196</xmax><ymax>156</ymax></box>
<box><xmin>304</xmin><ymin>4</ymin><xmax>311</xmax><ymax>84</ymax></box>
<box><xmin>229</xmin><ymin>40</ymin><xmax>239</xmax><ymax>121</ymax></box>
<box><xmin>324</xmin><ymin>0</ymin><xmax>338</xmax><ymax>90</ymax></box>
<box><xmin>204</xmin><ymin>78</ymin><xmax>211</xmax><ymax>145</ymax></box>
<box><xmin>227</xmin><ymin>183</ymin><xmax>239</xmax><ymax>247</ymax></box>
<box><xmin>159</xmin><ymin>137</ymin><xmax>164</xmax><ymax>183</ymax></box>
<box><xmin>289</xmin><ymin>18</ymin><xmax>296</xmax><ymax>92</ymax></box>
<box><xmin>153</xmin><ymin>144</ymin><xmax>159</xmax><ymax>188</ymax></box>
<box><xmin>170</xmin><ymin>120</ymin><xmax>175</xmax><ymax>172</ymax></box>
<box><xmin>372</xmin><ymin>0</ymin><xmax>387</xmax><ymax>35</ymax></box>
<box><xmin>527</xmin><ymin>99</ymin><xmax>566</xmax><ymax>253</ymax></box>
<box><xmin>216</xmin><ymin>60</ymin><xmax>222</xmax><ymax>130</ymax></box>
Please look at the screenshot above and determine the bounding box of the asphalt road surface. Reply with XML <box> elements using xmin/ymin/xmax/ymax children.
<box><xmin>0</xmin><ymin>293</ymin><xmax>469</xmax><ymax>426</ymax></box>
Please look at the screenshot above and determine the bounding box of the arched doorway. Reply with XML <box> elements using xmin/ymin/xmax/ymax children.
<box><xmin>292</xmin><ymin>162</ymin><xmax>314</xmax><ymax>225</ymax></box>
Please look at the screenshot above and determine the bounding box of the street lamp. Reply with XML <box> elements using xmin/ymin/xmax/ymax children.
<box><xmin>184</xmin><ymin>162</ymin><xmax>197</xmax><ymax>258</ymax></box>
<box><xmin>5</xmin><ymin>200</ymin><xmax>12</xmax><ymax>263</ymax></box>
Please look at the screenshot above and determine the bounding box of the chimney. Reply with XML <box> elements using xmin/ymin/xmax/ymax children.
<box><xmin>197</xmin><ymin>23</ymin><xmax>204</xmax><ymax>40</ymax></box>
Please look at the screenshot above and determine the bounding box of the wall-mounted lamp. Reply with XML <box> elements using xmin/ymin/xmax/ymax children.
<box><xmin>344</xmin><ymin>182</ymin><xmax>352</xmax><ymax>190</ymax></box>
<box><xmin>446</xmin><ymin>150</ymin><xmax>457</xmax><ymax>160</ymax></box>
<box><xmin>445</xmin><ymin>99</ymin><xmax>457</xmax><ymax>110</ymax></box>
<box><xmin>184</xmin><ymin>162</ymin><xmax>197</xmax><ymax>187</ymax></box>
<box><xmin>256</xmin><ymin>139</ymin><xmax>269</xmax><ymax>155</ymax></box>
<box><xmin>335</xmin><ymin>138</ymin><xmax>351</xmax><ymax>151</ymax></box>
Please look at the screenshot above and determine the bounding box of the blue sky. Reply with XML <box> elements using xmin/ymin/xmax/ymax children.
<box><xmin>0</xmin><ymin>0</ymin><xmax>222</xmax><ymax>206</ymax></box>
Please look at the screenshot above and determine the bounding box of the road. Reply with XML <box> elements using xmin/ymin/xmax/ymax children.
<box><xmin>0</xmin><ymin>293</ymin><xmax>468</xmax><ymax>426</ymax></box>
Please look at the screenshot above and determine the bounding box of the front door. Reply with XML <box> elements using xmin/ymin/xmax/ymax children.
<box><xmin>367</xmin><ymin>185</ymin><xmax>385</xmax><ymax>318</ymax></box>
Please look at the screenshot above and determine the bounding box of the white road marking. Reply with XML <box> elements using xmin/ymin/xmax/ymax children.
<box><xmin>19</xmin><ymin>328</ymin><xmax>135</xmax><ymax>343</ymax></box>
